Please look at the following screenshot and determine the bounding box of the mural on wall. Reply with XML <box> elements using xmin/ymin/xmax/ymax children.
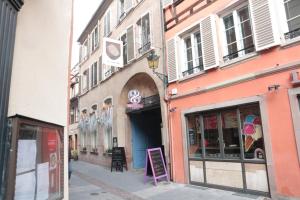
<box><xmin>78</xmin><ymin>99</ymin><xmax>113</xmax><ymax>151</ymax></box>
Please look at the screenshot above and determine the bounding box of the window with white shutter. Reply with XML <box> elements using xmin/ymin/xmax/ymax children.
<box><xmin>179</xmin><ymin>27</ymin><xmax>204</xmax><ymax>77</ymax></box>
<box><xmin>91</xmin><ymin>62</ymin><xmax>98</xmax><ymax>87</ymax></box>
<box><xmin>82</xmin><ymin>69</ymin><xmax>89</xmax><ymax>92</ymax></box>
<box><xmin>249</xmin><ymin>0</ymin><xmax>280</xmax><ymax>51</ymax></box>
<box><xmin>200</xmin><ymin>15</ymin><xmax>219</xmax><ymax>70</ymax></box>
<box><xmin>91</xmin><ymin>25</ymin><xmax>99</xmax><ymax>52</ymax></box>
<box><xmin>127</xmin><ymin>26</ymin><xmax>134</xmax><ymax>62</ymax></box>
<box><xmin>99</xmin><ymin>56</ymin><xmax>103</xmax><ymax>82</ymax></box>
<box><xmin>221</xmin><ymin>5</ymin><xmax>255</xmax><ymax>62</ymax></box>
<box><xmin>167</xmin><ymin>38</ymin><xmax>178</xmax><ymax>82</ymax></box>
<box><xmin>121</xmin><ymin>33</ymin><xmax>128</xmax><ymax>65</ymax></box>
<box><xmin>104</xmin><ymin>10</ymin><xmax>111</xmax><ymax>36</ymax></box>
<box><xmin>125</xmin><ymin>0</ymin><xmax>132</xmax><ymax>12</ymax></box>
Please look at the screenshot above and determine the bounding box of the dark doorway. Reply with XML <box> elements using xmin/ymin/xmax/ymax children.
<box><xmin>130</xmin><ymin>108</ymin><xmax>162</xmax><ymax>169</ymax></box>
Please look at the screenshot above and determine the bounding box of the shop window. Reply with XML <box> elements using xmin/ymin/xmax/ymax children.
<box><xmin>186</xmin><ymin>103</ymin><xmax>265</xmax><ymax>160</ymax></box>
<box><xmin>14</xmin><ymin>123</ymin><xmax>63</xmax><ymax>199</ymax></box>
<box><xmin>221</xmin><ymin>110</ymin><xmax>240</xmax><ymax>159</ymax></box>
<box><xmin>203</xmin><ymin>113</ymin><xmax>220</xmax><ymax>158</ymax></box>
<box><xmin>79</xmin><ymin>109</ymin><xmax>88</xmax><ymax>148</ymax></box>
<box><xmin>283</xmin><ymin>0</ymin><xmax>300</xmax><ymax>40</ymax></box>
<box><xmin>181</xmin><ymin>29</ymin><xmax>204</xmax><ymax>77</ymax></box>
<box><xmin>221</xmin><ymin>5</ymin><xmax>255</xmax><ymax>62</ymax></box>
<box><xmin>186</xmin><ymin>115</ymin><xmax>202</xmax><ymax>158</ymax></box>
<box><xmin>240</xmin><ymin>104</ymin><xmax>265</xmax><ymax>160</ymax></box>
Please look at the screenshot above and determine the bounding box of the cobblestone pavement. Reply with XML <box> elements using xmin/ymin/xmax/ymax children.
<box><xmin>69</xmin><ymin>161</ymin><xmax>269</xmax><ymax>200</ymax></box>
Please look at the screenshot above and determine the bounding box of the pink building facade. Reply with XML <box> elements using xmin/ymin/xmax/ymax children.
<box><xmin>163</xmin><ymin>0</ymin><xmax>300</xmax><ymax>199</ymax></box>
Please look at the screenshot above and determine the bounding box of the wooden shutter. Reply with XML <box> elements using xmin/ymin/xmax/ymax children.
<box><xmin>167</xmin><ymin>38</ymin><xmax>178</xmax><ymax>83</ymax></box>
<box><xmin>249</xmin><ymin>0</ymin><xmax>280</xmax><ymax>51</ymax></box>
<box><xmin>162</xmin><ymin>0</ymin><xmax>172</xmax><ymax>8</ymax></box>
<box><xmin>125</xmin><ymin>0</ymin><xmax>132</xmax><ymax>11</ymax></box>
<box><xmin>127</xmin><ymin>26</ymin><xmax>134</xmax><ymax>61</ymax></box>
<box><xmin>200</xmin><ymin>15</ymin><xmax>219</xmax><ymax>70</ymax></box>
<box><xmin>99</xmin><ymin>56</ymin><xmax>102</xmax><ymax>81</ymax></box>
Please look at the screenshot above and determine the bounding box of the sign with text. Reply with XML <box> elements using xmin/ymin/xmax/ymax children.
<box><xmin>144</xmin><ymin>147</ymin><xmax>169</xmax><ymax>185</ymax></box>
<box><xmin>111</xmin><ymin>147</ymin><xmax>127</xmax><ymax>172</ymax></box>
<box><xmin>102</xmin><ymin>37</ymin><xmax>123</xmax><ymax>68</ymax></box>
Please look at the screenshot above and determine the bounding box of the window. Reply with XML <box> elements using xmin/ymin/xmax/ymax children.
<box><xmin>70</xmin><ymin>105</ymin><xmax>79</xmax><ymax>124</ymax></box>
<box><xmin>121</xmin><ymin>33</ymin><xmax>128</xmax><ymax>65</ymax></box>
<box><xmin>222</xmin><ymin>5</ymin><xmax>254</xmax><ymax>61</ymax></box>
<box><xmin>137</xmin><ymin>13</ymin><xmax>151</xmax><ymax>54</ymax></box>
<box><xmin>103</xmin><ymin>65</ymin><xmax>115</xmax><ymax>79</ymax></box>
<box><xmin>104</xmin><ymin>10</ymin><xmax>111</xmax><ymax>36</ymax></box>
<box><xmin>81</xmin><ymin>39</ymin><xmax>89</xmax><ymax>61</ymax></box>
<box><xmin>186</xmin><ymin>115</ymin><xmax>203</xmax><ymax>158</ymax></box>
<box><xmin>186</xmin><ymin>103</ymin><xmax>265</xmax><ymax>160</ymax></box>
<box><xmin>283</xmin><ymin>0</ymin><xmax>300</xmax><ymax>40</ymax></box>
<box><xmin>181</xmin><ymin>30</ymin><xmax>203</xmax><ymax>77</ymax></box>
<box><xmin>91</xmin><ymin>62</ymin><xmax>98</xmax><ymax>87</ymax></box>
<box><xmin>91</xmin><ymin>26</ymin><xmax>99</xmax><ymax>52</ymax></box>
<box><xmin>119</xmin><ymin>0</ymin><xmax>125</xmax><ymax>20</ymax></box>
<box><xmin>82</xmin><ymin>69</ymin><xmax>89</xmax><ymax>92</ymax></box>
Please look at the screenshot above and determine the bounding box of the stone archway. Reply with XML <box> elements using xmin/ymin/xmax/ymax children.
<box><xmin>118</xmin><ymin>72</ymin><xmax>163</xmax><ymax>169</ymax></box>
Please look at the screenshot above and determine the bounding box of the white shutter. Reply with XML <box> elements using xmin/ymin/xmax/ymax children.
<box><xmin>127</xmin><ymin>26</ymin><xmax>134</xmax><ymax>61</ymax></box>
<box><xmin>167</xmin><ymin>38</ymin><xmax>178</xmax><ymax>83</ymax></box>
<box><xmin>162</xmin><ymin>0</ymin><xmax>172</xmax><ymax>8</ymax></box>
<box><xmin>249</xmin><ymin>0</ymin><xmax>280</xmax><ymax>51</ymax></box>
<box><xmin>200</xmin><ymin>15</ymin><xmax>219</xmax><ymax>70</ymax></box>
<box><xmin>125</xmin><ymin>0</ymin><xmax>132</xmax><ymax>12</ymax></box>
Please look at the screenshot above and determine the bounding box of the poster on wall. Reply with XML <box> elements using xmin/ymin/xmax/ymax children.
<box><xmin>102</xmin><ymin>37</ymin><xmax>123</xmax><ymax>68</ymax></box>
<box><xmin>14</xmin><ymin>171</ymin><xmax>36</xmax><ymax>200</ymax></box>
<box><xmin>37</xmin><ymin>162</ymin><xmax>49</xmax><ymax>200</ymax></box>
<box><xmin>16</xmin><ymin>140</ymin><xmax>37</xmax><ymax>174</ymax></box>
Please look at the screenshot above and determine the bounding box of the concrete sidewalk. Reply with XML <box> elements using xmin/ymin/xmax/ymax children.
<box><xmin>69</xmin><ymin>160</ymin><xmax>268</xmax><ymax>200</ymax></box>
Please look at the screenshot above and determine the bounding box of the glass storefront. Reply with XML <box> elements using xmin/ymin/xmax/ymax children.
<box><xmin>186</xmin><ymin>103</ymin><xmax>269</xmax><ymax>194</ymax></box>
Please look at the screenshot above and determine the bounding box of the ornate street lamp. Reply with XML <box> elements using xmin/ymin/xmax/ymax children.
<box><xmin>147</xmin><ymin>50</ymin><xmax>168</xmax><ymax>86</ymax></box>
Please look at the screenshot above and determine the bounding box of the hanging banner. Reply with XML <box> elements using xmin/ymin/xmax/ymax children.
<box><xmin>102</xmin><ymin>37</ymin><xmax>123</xmax><ymax>68</ymax></box>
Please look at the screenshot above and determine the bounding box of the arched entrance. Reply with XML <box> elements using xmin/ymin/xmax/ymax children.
<box><xmin>120</xmin><ymin>73</ymin><xmax>163</xmax><ymax>169</ymax></box>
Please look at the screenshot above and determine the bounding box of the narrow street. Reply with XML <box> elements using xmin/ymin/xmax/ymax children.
<box><xmin>69</xmin><ymin>161</ymin><xmax>268</xmax><ymax>200</ymax></box>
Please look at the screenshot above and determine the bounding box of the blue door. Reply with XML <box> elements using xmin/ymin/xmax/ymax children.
<box><xmin>131</xmin><ymin>115</ymin><xmax>148</xmax><ymax>168</ymax></box>
<box><xmin>131</xmin><ymin>110</ymin><xmax>162</xmax><ymax>169</ymax></box>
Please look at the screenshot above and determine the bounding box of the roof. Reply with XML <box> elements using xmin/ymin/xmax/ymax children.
<box><xmin>77</xmin><ymin>0</ymin><xmax>113</xmax><ymax>43</ymax></box>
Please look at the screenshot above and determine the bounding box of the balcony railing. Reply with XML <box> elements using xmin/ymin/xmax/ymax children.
<box><xmin>223</xmin><ymin>45</ymin><xmax>255</xmax><ymax>62</ymax></box>
<box><xmin>138</xmin><ymin>41</ymin><xmax>151</xmax><ymax>54</ymax></box>
<box><xmin>182</xmin><ymin>65</ymin><xmax>204</xmax><ymax>77</ymax></box>
<box><xmin>284</xmin><ymin>27</ymin><xmax>300</xmax><ymax>40</ymax></box>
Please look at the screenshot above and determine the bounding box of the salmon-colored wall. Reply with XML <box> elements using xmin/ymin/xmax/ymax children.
<box><xmin>164</xmin><ymin>0</ymin><xmax>300</xmax><ymax>198</ymax></box>
<box><xmin>169</xmin><ymin>71</ymin><xmax>300</xmax><ymax>197</ymax></box>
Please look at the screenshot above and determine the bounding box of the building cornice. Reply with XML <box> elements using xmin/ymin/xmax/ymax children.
<box><xmin>9</xmin><ymin>0</ymin><xmax>24</xmax><ymax>11</ymax></box>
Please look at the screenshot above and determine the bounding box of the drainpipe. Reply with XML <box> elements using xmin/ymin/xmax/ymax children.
<box><xmin>159</xmin><ymin>0</ymin><xmax>174</xmax><ymax>181</ymax></box>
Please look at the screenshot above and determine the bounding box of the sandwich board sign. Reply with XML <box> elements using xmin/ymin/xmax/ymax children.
<box><xmin>144</xmin><ymin>147</ymin><xmax>169</xmax><ymax>185</ymax></box>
